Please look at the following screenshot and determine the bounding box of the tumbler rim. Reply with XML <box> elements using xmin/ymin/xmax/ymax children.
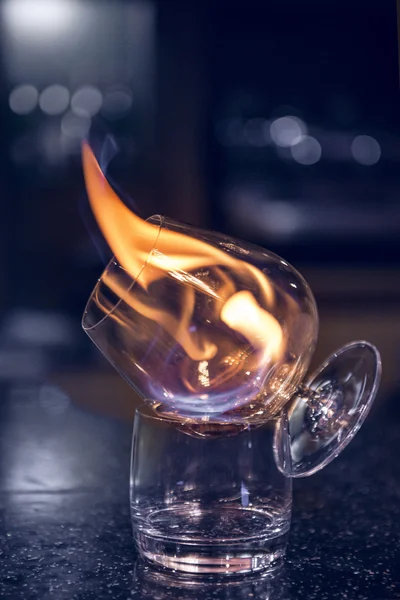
<box><xmin>134</xmin><ymin>403</ymin><xmax>184</xmax><ymax>425</ymax></box>
<box><xmin>134</xmin><ymin>402</ymin><xmax>281</xmax><ymax>427</ymax></box>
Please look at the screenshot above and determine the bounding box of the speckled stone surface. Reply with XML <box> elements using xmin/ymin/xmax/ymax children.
<box><xmin>0</xmin><ymin>382</ymin><xmax>399</xmax><ymax>599</ymax></box>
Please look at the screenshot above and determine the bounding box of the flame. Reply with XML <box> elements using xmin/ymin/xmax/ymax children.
<box><xmin>221</xmin><ymin>291</ymin><xmax>283</xmax><ymax>361</ymax></box>
<box><xmin>82</xmin><ymin>142</ymin><xmax>284</xmax><ymax>375</ymax></box>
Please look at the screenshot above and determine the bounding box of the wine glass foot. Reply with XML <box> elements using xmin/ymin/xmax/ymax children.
<box><xmin>274</xmin><ymin>341</ymin><xmax>381</xmax><ymax>477</ymax></box>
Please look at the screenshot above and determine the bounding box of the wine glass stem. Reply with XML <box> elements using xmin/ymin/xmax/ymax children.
<box><xmin>296</xmin><ymin>383</ymin><xmax>344</xmax><ymax>436</ymax></box>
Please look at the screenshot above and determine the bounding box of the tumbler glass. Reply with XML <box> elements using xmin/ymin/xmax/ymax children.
<box><xmin>130</xmin><ymin>406</ymin><xmax>292</xmax><ymax>576</ymax></box>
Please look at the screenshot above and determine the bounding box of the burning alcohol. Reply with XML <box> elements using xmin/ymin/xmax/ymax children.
<box><xmin>81</xmin><ymin>143</ymin><xmax>318</xmax><ymax>423</ymax></box>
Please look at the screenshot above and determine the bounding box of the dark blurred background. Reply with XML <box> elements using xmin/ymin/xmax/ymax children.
<box><xmin>0</xmin><ymin>0</ymin><xmax>399</xmax><ymax>412</ymax></box>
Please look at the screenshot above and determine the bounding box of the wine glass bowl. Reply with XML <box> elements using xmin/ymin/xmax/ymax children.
<box><xmin>83</xmin><ymin>215</ymin><xmax>318</xmax><ymax>424</ymax></box>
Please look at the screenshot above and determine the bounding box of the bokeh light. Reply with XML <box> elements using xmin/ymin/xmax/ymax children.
<box><xmin>61</xmin><ymin>110</ymin><xmax>91</xmax><ymax>139</ymax></box>
<box><xmin>9</xmin><ymin>84</ymin><xmax>38</xmax><ymax>115</ymax></box>
<box><xmin>270</xmin><ymin>116</ymin><xmax>306</xmax><ymax>147</ymax></box>
<box><xmin>351</xmin><ymin>135</ymin><xmax>381</xmax><ymax>166</ymax></box>
<box><xmin>290</xmin><ymin>135</ymin><xmax>321</xmax><ymax>165</ymax></box>
<box><xmin>40</xmin><ymin>123</ymin><xmax>64</xmax><ymax>164</ymax></box>
<box><xmin>39</xmin><ymin>84</ymin><xmax>70</xmax><ymax>116</ymax></box>
<box><xmin>102</xmin><ymin>88</ymin><xmax>133</xmax><ymax>120</ymax></box>
<box><xmin>244</xmin><ymin>118</ymin><xmax>270</xmax><ymax>147</ymax></box>
<box><xmin>71</xmin><ymin>86</ymin><xmax>103</xmax><ymax>117</ymax></box>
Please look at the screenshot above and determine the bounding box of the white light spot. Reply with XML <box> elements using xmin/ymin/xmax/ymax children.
<box><xmin>198</xmin><ymin>360</ymin><xmax>210</xmax><ymax>388</ymax></box>
<box><xmin>351</xmin><ymin>135</ymin><xmax>381</xmax><ymax>166</ymax></box>
<box><xmin>290</xmin><ymin>283</ymin><xmax>297</xmax><ymax>288</ymax></box>
<box><xmin>3</xmin><ymin>0</ymin><xmax>77</xmax><ymax>38</ymax></box>
<box><xmin>39</xmin><ymin>85</ymin><xmax>69</xmax><ymax>115</ymax></box>
<box><xmin>9</xmin><ymin>85</ymin><xmax>38</xmax><ymax>115</ymax></box>
<box><xmin>61</xmin><ymin>111</ymin><xmax>91</xmax><ymax>139</ymax></box>
<box><xmin>291</xmin><ymin>135</ymin><xmax>321</xmax><ymax>165</ymax></box>
<box><xmin>71</xmin><ymin>86</ymin><xmax>103</xmax><ymax>117</ymax></box>
<box><xmin>102</xmin><ymin>88</ymin><xmax>133</xmax><ymax>119</ymax></box>
<box><xmin>241</xmin><ymin>482</ymin><xmax>249</xmax><ymax>508</ymax></box>
<box><xmin>270</xmin><ymin>116</ymin><xmax>306</xmax><ymax>147</ymax></box>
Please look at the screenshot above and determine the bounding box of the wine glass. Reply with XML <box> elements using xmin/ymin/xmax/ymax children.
<box><xmin>83</xmin><ymin>215</ymin><xmax>381</xmax><ymax>477</ymax></box>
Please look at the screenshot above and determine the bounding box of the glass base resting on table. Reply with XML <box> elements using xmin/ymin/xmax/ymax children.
<box><xmin>132</xmin><ymin>555</ymin><xmax>289</xmax><ymax>599</ymax></box>
<box><xmin>130</xmin><ymin>407</ymin><xmax>291</xmax><ymax>576</ymax></box>
<box><xmin>134</xmin><ymin>509</ymin><xmax>289</xmax><ymax>575</ymax></box>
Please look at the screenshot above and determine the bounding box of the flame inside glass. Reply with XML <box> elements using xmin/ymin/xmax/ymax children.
<box><xmin>82</xmin><ymin>141</ymin><xmax>319</xmax><ymax>424</ymax></box>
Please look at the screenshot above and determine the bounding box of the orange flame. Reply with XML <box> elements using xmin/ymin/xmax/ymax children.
<box><xmin>82</xmin><ymin>142</ymin><xmax>284</xmax><ymax>367</ymax></box>
<box><xmin>221</xmin><ymin>291</ymin><xmax>283</xmax><ymax>361</ymax></box>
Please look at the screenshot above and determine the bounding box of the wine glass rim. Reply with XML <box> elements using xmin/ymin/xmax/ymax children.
<box><xmin>81</xmin><ymin>214</ymin><xmax>164</xmax><ymax>332</ymax></box>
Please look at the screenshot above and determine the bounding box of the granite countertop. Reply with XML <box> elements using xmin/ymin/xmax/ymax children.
<box><xmin>0</xmin><ymin>379</ymin><xmax>399</xmax><ymax>600</ymax></box>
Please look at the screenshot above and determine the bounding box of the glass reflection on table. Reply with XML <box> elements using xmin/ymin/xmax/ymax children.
<box><xmin>131</xmin><ymin>558</ymin><xmax>290</xmax><ymax>600</ymax></box>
